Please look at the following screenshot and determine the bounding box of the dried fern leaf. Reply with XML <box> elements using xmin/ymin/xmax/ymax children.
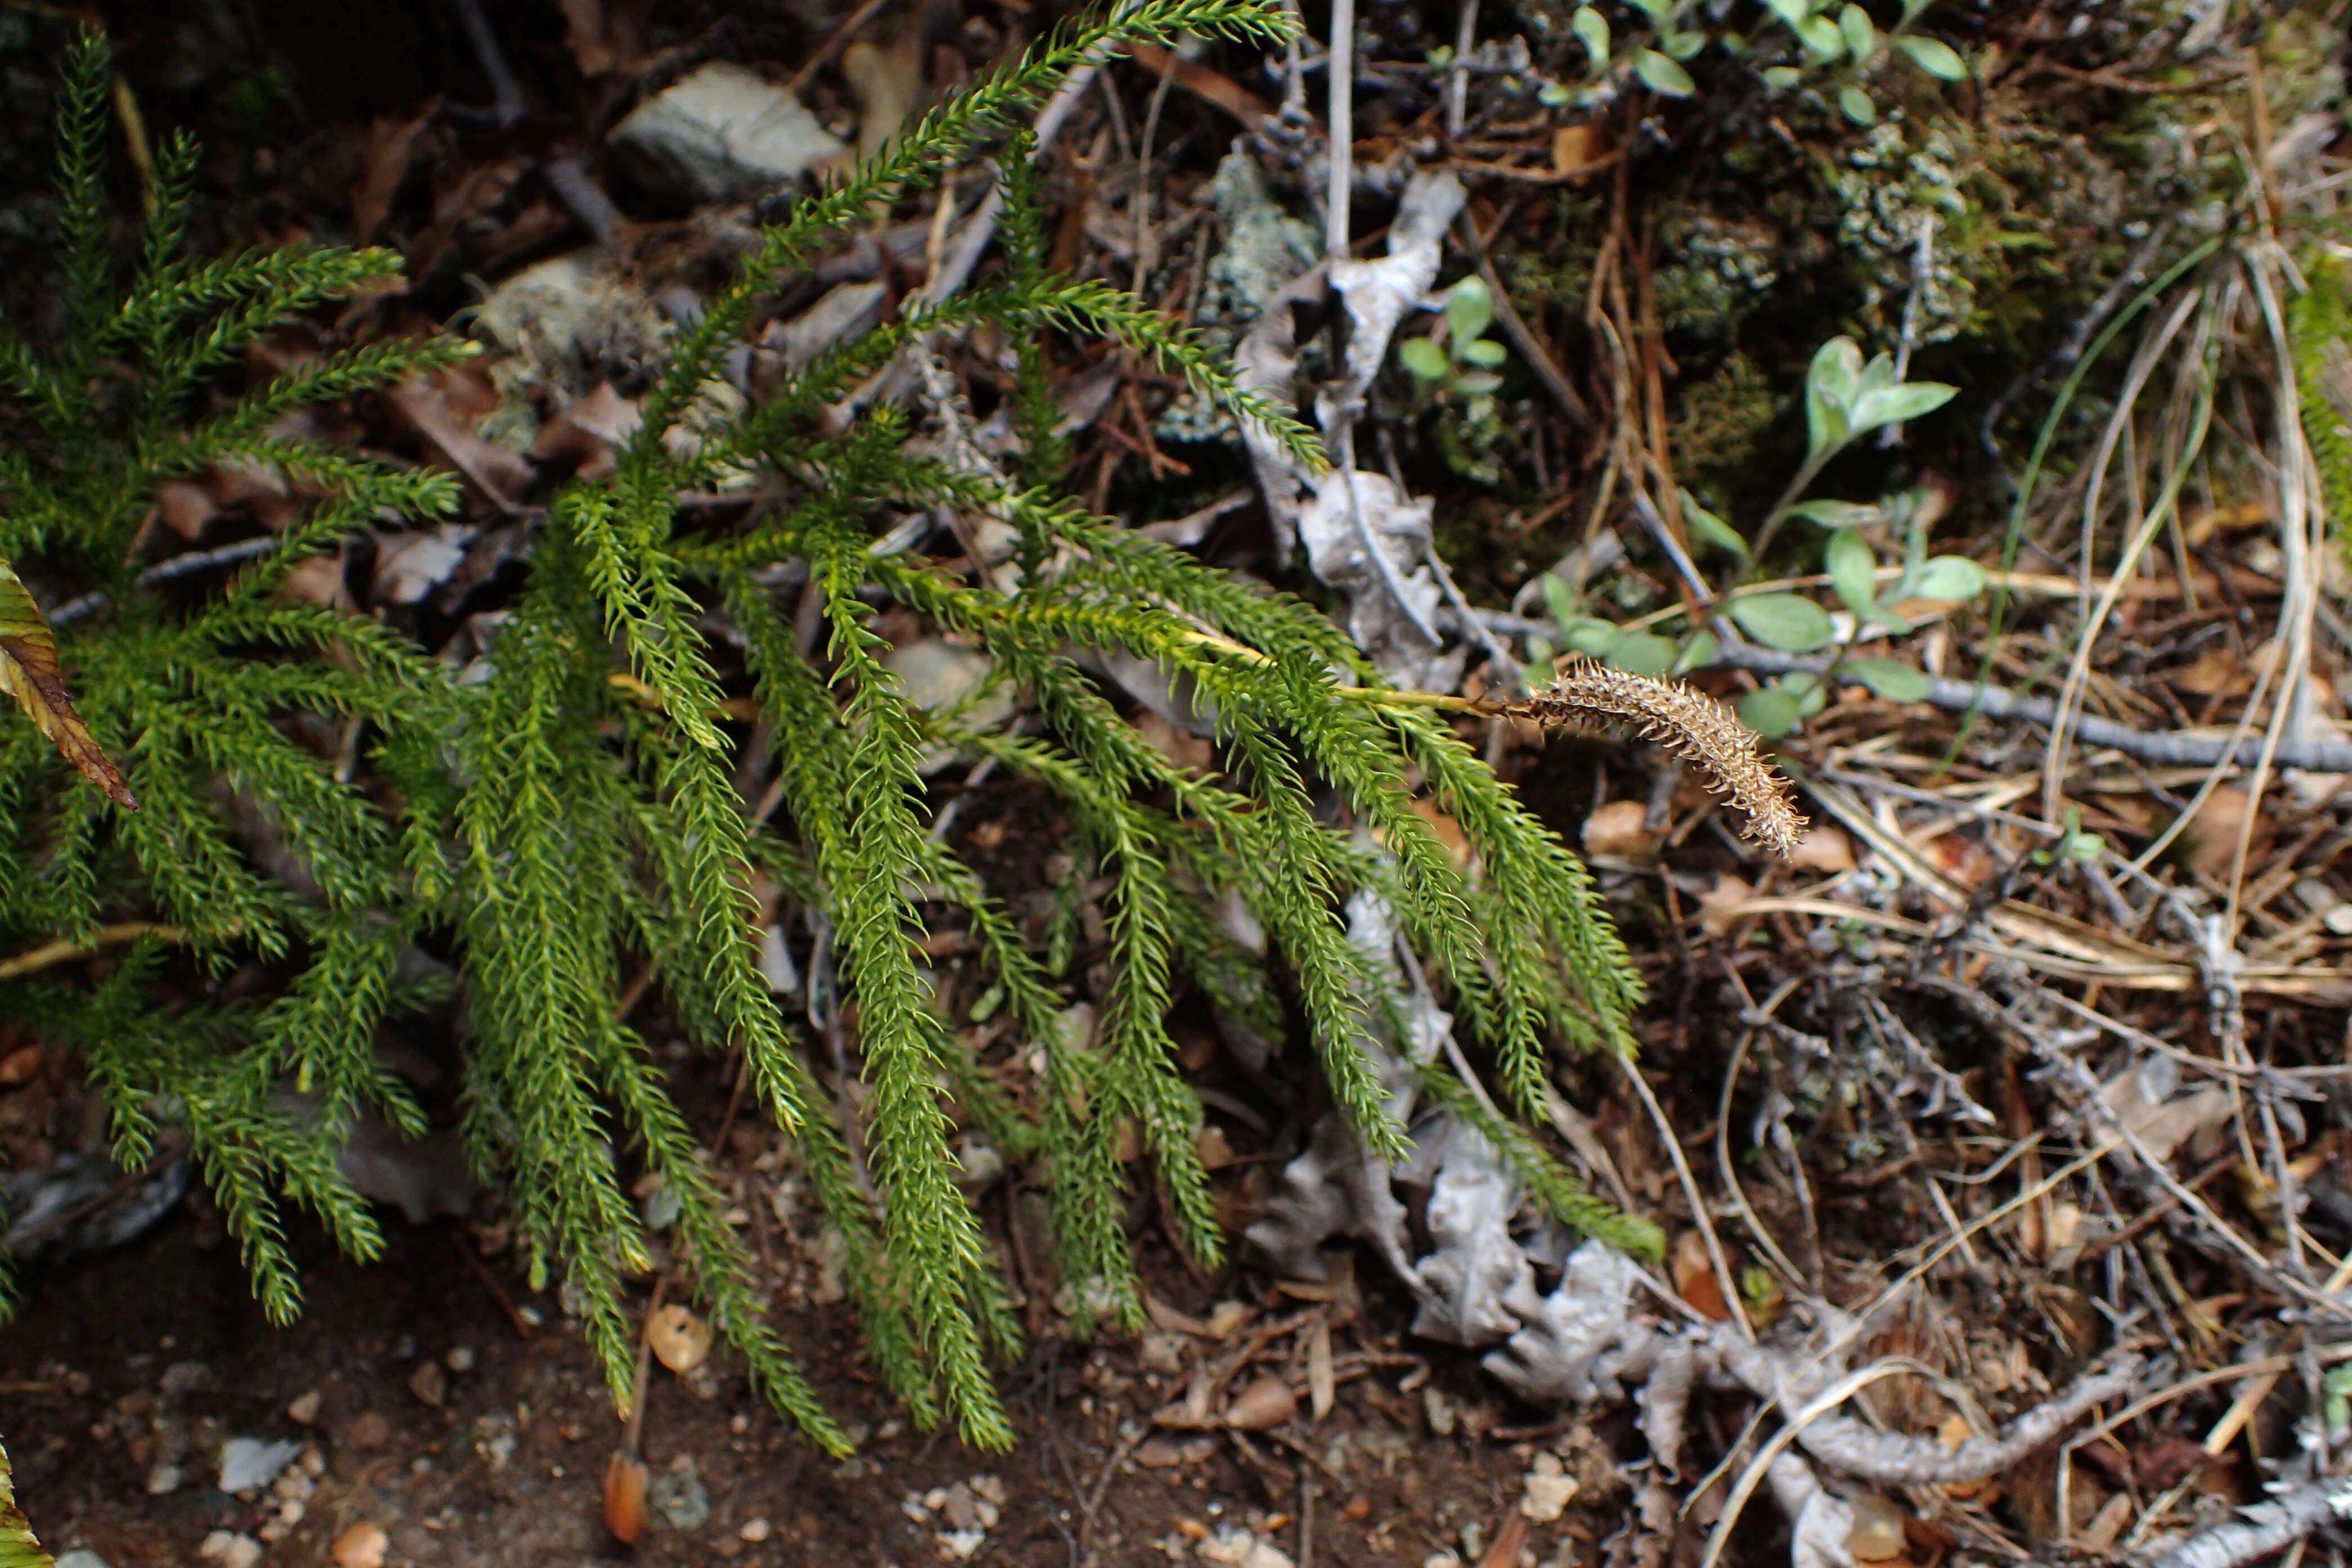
<box><xmin>1503</xmin><ymin>661</ymin><xmax>1805</xmax><ymax>858</ymax></box>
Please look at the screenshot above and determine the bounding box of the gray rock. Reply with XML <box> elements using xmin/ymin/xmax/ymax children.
<box><xmin>648</xmin><ymin>1462</ymin><xmax>711</xmax><ymax>1531</ymax></box>
<box><xmin>610</xmin><ymin>64</ymin><xmax>846</xmax><ymax>204</ymax></box>
<box><xmin>217</xmin><ymin>1436</ymin><xmax>303</xmax><ymax>1494</ymax></box>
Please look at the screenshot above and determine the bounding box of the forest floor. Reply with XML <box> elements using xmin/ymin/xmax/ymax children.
<box><xmin>4</xmin><ymin>1</ymin><xmax>2351</xmax><ymax>1567</ymax></box>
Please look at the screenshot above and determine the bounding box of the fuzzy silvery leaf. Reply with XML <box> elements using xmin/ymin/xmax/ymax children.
<box><xmin>1911</xmin><ymin>554</ymin><xmax>1988</xmax><ymax>600</ymax></box>
<box><xmin>1787</xmin><ymin>499</ymin><xmax>1883</xmax><ymax>529</ymax></box>
<box><xmin>1839</xmin><ymin>4</ymin><xmax>1877</xmax><ymax>58</ymax></box>
<box><xmin>1739</xmin><ymin>684</ymin><xmax>1804</xmax><ymax>738</ymax></box>
<box><xmin>1681</xmin><ymin>497</ymin><xmax>1749</xmax><ymax>558</ymax></box>
<box><xmin>1804</xmin><ymin>338</ymin><xmax>1863</xmax><ymax>458</ymax></box>
<box><xmin>1572</xmin><ymin>7</ymin><xmax>1611</xmax><ymax>70</ymax></box>
<box><xmin>1539</xmin><ymin>572</ymin><xmax>1581</xmax><ymax>630</ymax></box>
<box><xmin>1729</xmin><ymin>592</ymin><xmax>1836</xmax><ymax>652</ymax></box>
<box><xmin>1605</xmin><ymin>630</ymin><xmax>1679</xmax><ymax>675</ymax></box>
<box><xmin>1561</xmin><ymin>617</ymin><xmax>1622</xmax><ymax>656</ymax></box>
<box><xmin>1826</xmin><ymin>527</ymin><xmax>1878</xmax><ymax>620</ymax></box>
<box><xmin>1634</xmin><ymin>49</ymin><xmax>1695</xmax><ymax>95</ymax></box>
<box><xmin>1444</xmin><ymin>276</ymin><xmax>1494</xmax><ymax>346</ymax></box>
<box><xmin>1894</xmin><ymin>34</ymin><xmax>1967</xmax><ymax>79</ymax></box>
<box><xmin>1400</xmin><ymin>336</ymin><xmax>1449</xmax><ymax>381</ymax></box>
<box><xmin>1845</xmin><ymin>657</ymin><xmax>1930</xmax><ymax>702</ymax></box>
<box><xmin>1797</xmin><ymin>14</ymin><xmax>1845</xmax><ymax>56</ymax></box>
<box><xmin>1670</xmin><ymin>629</ymin><xmax>1719</xmax><ymax>675</ymax></box>
<box><xmin>1848</xmin><ymin>382</ymin><xmax>1957</xmax><ymax>433</ymax></box>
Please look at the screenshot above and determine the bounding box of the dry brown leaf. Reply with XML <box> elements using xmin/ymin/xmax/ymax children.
<box><xmin>603</xmin><ymin>1453</ymin><xmax>649</xmax><ymax>1543</ymax></box>
<box><xmin>0</xmin><ymin>557</ymin><xmax>134</xmax><ymax>807</ymax></box>
<box><xmin>1790</xmin><ymin>823</ymin><xmax>1857</xmax><ymax>873</ymax></box>
<box><xmin>559</xmin><ymin>0</ymin><xmax>618</xmax><ymax>75</ymax></box>
<box><xmin>1846</xmin><ymin>1493</ymin><xmax>1909</xmax><ymax>1562</ymax></box>
<box><xmin>350</xmin><ymin>101</ymin><xmax>441</xmax><ymax>245</ymax></box>
<box><xmin>530</xmin><ymin>382</ymin><xmax>643</xmax><ymax>480</ymax></box>
<box><xmin>1194</xmin><ymin>1124</ymin><xmax>1236</xmax><ymax>1171</ymax></box>
<box><xmin>1552</xmin><ymin>122</ymin><xmax>1608</xmax><ymax>175</ymax></box>
<box><xmin>646</xmin><ymin>1304</ymin><xmax>713</xmax><ymax>1373</ymax></box>
<box><xmin>1581</xmin><ymin>798</ymin><xmax>1653</xmax><ymax>858</ymax></box>
<box><xmin>1306</xmin><ymin>1318</ymin><xmax>1334</xmax><ymax>1423</ymax></box>
<box><xmin>2173</xmin><ymin>646</ymin><xmax>2254</xmax><ymax>698</ymax></box>
<box><xmin>389</xmin><ymin>371</ymin><xmax>531</xmax><ymax>510</ymax></box>
<box><xmin>1409</xmin><ymin>795</ymin><xmax>1474</xmax><ymax>871</ymax></box>
<box><xmin>0</xmin><ymin>1045</ymin><xmax>41</xmax><ymax>1085</ymax></box>
<box><xmin>1671</xmin><ymin>1230</ymin><xmax>1732</xmax><ymax>1322</ymax></box>
<box><xmin>1125</xmin><ymin>42</ymin><xmax>1277</xmax><ymax>124</ymax></box>
<box><xmin>1697</xmin><ymin>874</ymin><xmax>1754</xmax><ymax>938</ymax></box>
<box><xmin>2185</xmin><ymin>786</ymin><xmax>2271</xmax><ymax>880</ymax></box>
<box><xmin>154</xmin><ymin>479</ymin><xmax>222</xmax><ymax>542</ymax></box>
<box><xmin>1224</xmin><ymin>1375</ymin><xmax>1297</xmax><ymax>1430</ymax></box>
<box><xmin>276</xmin><ymin>553</ymin><xmax>354</xmax><ymax>611</ymax></box>
<box><xmin>2182</xmin><ymin>499</ymin><xmax>2270</xmax><ymax>547</ymax></box>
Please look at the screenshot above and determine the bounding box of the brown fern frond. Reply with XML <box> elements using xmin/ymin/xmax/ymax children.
<box><xmin>1503</xmin><ymin>661</ymin><xmax>1806</xmax><ymax>859</ymax></box>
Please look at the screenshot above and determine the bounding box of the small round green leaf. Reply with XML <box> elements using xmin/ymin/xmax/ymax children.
<box><xmin>1826</xmin><ymin>526</ymin><xmax>1878</xmax><ymax>620</ymax></box>
<box><xmin>1838</xmin><ymin>84</ymin><xmax>1877</xmax><ymax>125</ymax></box>
<box><xmin>1797</xmin><ymin>15</ymin><xmax>1845</xmax><ymax>57</ymax></box>
<box><xmin>1634</xmin><ymin>49</ymin><xmax>1696</xmax><ymax>96</ymax></box>
<box><xmin>1893</xmin><ymin>34</ymin><xmax>1967</xmax><ymax>79</ymax></box>
<box><xmin>1605</xmin><ymin>630</ymin><xmax>1679</xmax><ymax>675</ymax></box>
<box><xmin>1399</xmin><ymin>337</ymin><xmax>1449</xmax><ymax>381</ymax></box>
<box><xmin>1787</xmin><ymin>499</ymin><xmax>1884</xmax><ymax>529</ymax></box>
<box><xmin>1671</xmin><ymin>629</ymin><xmax>1720</xmax><ymax>675</ymax></box>
<box><xmin>1738</xmin><ymin>684</ymin><xmax>1804</xmax><ymax>738</ymax></box>
<box><xmin>1729</xmin><ymin>592</ymin><xmax>1836</xmax><ymax>652</ymax></box>
<box><xmin>1572</xmin><ymin>7</ymin><xmax>1612</xmax><ymax>70</ymax></box>
<box><xmin>1561</xmin><ymin>616</ymin><xmax>1623</xmax><ymax>656</ymax></box>
<box><xmin>1461</xmin><ymin>337</ymin><xmax>1508</xmax><ymax>367</ymax></box>
<box><xmin>1682</xmin><ymin>498</ymin><xmax>1751</xmax><ymax>558</ymax></box>
<box><xmin>1911</xmin><ymin>555</ymin><xmax>1988</xmax><ymax>601</ymax></box>
<box><xmin>1845</xmin><ymin>656</ymin><xmax>1930</xmax><ymax>702</ymax></box>
<box><xmin>1839</xmin><ymin>3</ymin><xmax>1877</xmax><ymax>58</ymax></box>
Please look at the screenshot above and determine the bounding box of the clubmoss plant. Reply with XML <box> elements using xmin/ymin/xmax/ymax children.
<box><xmin>0</xmin><ymin>13</ymin><xmax>1732</xmax><ymax>1454</ymax></box>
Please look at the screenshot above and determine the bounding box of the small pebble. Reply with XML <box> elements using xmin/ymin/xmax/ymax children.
<box><xmin>738</xmin><ymin>1517</ymin><xmax>772</xmax><ymax>1543</ymax></box>
<box><xmin>285</xmin><ymin>1390</ymin><xmax>322</xmax><ymax>1425</ymax></box>
<box><xmin>143</xmin><ymin>1462</ymin><xmax>182</xmax><ymax>1497</ymax></box>
<box><xmin>196</xmin><ymin>1533</ymin><xmax>262</xmax><ymax>1568</ymax></box>
<box><xmin>444</xmin><ymin>1345</ymin><xmax>476</xmax><ymax>1373</ymax></box>
<box><xmin>344</xmin><ymin>1411</ymin><xmax>391</xmax><ymax>1450</ymax></box>
<box><xmin>1422</xmin><ymin>1386</ymin><xmax>1456</xmax><ymax>1437</ymax></box>
<box><xmin>332</xmin><ymin>1522</ymin><xmax>389</xmax><ymax>1568</ymax></box>
<box><xmin>408</xmin><ymin>1361</ymin><xmax>446</xmax><ymax>1408</ymax></box>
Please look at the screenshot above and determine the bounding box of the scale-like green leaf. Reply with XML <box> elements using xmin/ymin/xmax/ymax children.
<box><xmin>0</xmin><ymin>557</ymin><xmax>134</xmax><ymax>808</ymax></box>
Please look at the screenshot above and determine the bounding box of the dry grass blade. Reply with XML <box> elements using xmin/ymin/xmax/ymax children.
<box><xmin>1503</xmin><ymin>661</ymin><xmax>1806</xmax><ymax>858</ymax></box>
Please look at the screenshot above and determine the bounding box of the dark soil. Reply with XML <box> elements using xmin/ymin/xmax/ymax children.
<box><xmin>1</xmin><ymin>1201</ymin><xmax>1615</xmax><ymax>1568</ymax></box>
